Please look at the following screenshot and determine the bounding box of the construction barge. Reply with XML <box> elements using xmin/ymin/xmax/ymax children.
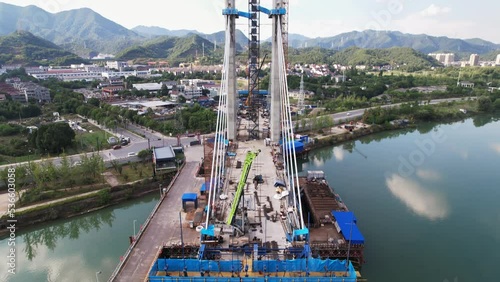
<box><xmin>146</xmin><ymin>137</ymin><xmax>365</xmax><ymax>281</ymax></box>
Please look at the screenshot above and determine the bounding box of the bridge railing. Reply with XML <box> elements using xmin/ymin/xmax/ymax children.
<box><xmin>107</xmin><ymin>161</ymin><xmax>186</xmax><ymax>282</ymax></box>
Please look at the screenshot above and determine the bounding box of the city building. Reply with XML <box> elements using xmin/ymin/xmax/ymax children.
<box><xmin>428</xmin><ymin>53</ymin><xmax>455</xmax><ymax>66</ymax></box>
<box><xmin>496</xmin><ymin>54</ymin><xmax>500</xmax><ymax>66</ymax></box>
<box><xmin>444</xmin><ymin>54</ymin><xmax>455</xmax><ymax>66</ymax></box>
<box><xmin>0</xmin><ymin>82</ymin><xmax>25</xmax><ymax>102</ymax></box>
<box><xmin>13</xmin><ymin>82</ymin><xmax>51</xmax><ymax>103</ymax></box>
<box><xmin>133</xmin><ymin>83</ymin><xmax>164</xmax><ymax>92</ymax></box>
<box><xmin>179</xmin><ymin>85</ymin><xmax>203</xmax><ymax>99</ymax></box>
<box><xmin>102</xmin><ymin>70</ymin><xmax>151</xmax><ymax>79</ymax></box>
<box><xmin>30</xmin><ymin>69</ymin><xmax>103</xmax><ymax>81</ymax></box>
<box><xmin>153</xmin><ymin>146</ymin><xmax>177</xmax><ymax>171</ymax></box>
<box><xmin>469</xmin><ymin>54</ymin><xmax>479</xmax><ymax>66</ymax></box>
<box><xmin>106</xmin><ymin>61</ymin><xmax>128</xmax><ymax>70</ymax></box>
<box><xmin>435</xmin><ymin>54</ymin><xmax>446</xmax><ymax>63</ymax></box>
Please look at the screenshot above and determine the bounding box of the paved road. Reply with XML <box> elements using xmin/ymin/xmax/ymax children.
<box><xmin>112</xmin><ymin>145</ymin><xmax>204</xmax><ymax>281</ymax></box>
<box><xmin>296</xmin><ymin>97</ymin><xmax>473</xmax><ymax>130</ymax></box>
<box><xmin>0</xmin><ymin>124</ymin><xmax>196</xmax><ymax>171</ymax></box>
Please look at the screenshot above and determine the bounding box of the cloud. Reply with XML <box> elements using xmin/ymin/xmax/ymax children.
<box><xmin>386</xmin><ymin>174</ymin><xmax>448</xmax><ymax>220</ymax></box>
<box><xmin>491</xmin><ymin>143</ymin><xmax>500</xmax><ymax>155</ymax></box>
<box><xmin>289</xmin><ymin>19</ymin><xmax>348</xmax><ymax>38</ymax></box>
<box><xmin>312</xmin><ymin>156</ymin><xmax>324</xmax><ymax>167</ymax></box>
<box><xmin>420</xmin><ymin>4</ymin><xmax>451</xmax><ymax>17</ymax></box>
<box><xmin>416</xmin><ymin>169</ymin><xmax>441</xmax><ymax>181</ymax></box>
<box><xmin>333</xmin><ymin>147</ymin><xmax>345</xmax><ymax>162</ymax></box>
<box><xmin>391</xmin><ymin>13</ymin><xmax>476</xmax><ymax>41</ymax></box>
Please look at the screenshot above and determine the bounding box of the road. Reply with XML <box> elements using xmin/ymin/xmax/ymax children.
<box><xmin>0</xmin><ymin>122</ymin><xmax>200</xmax><ymax>170</ymax></box>
<box><xmin>296</xmin><ymin>97</ymin><xmax>474</xmax><ymax>130</ymax></box>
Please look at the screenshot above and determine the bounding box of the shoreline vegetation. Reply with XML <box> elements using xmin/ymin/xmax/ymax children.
<box><xmin>1</xmin><ymin>98</ymin><xmax>498</xmax><ymax>237</ymax></box>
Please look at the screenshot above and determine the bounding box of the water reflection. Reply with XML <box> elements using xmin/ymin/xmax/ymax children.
<box><xmin>490</xmin><ymin>143</ymin><xmax>500</xmax><ymax>155</ymax></box>
<box><xmin>333</xmin><ymin>147</ymin><xmax>345</xmax><ymax>162</ymax></box>
<box><xmin>416</xmin><ymin>169</ymin><xmax>441</xmax><ymax>181</ymax></box>
<box><xmin>385</xmin><ymin>174</ymin><xmax>449</xmax><ymax>220</ymax></box>
<box><xmin>22</xmin><ymin>208</ymin><xmax>115</xmax><ymax>260</ymax></box>
<box><xmin>359</xmin><ymin>128</ymin><xmax>417</xmax><ymax>145</ymax></box>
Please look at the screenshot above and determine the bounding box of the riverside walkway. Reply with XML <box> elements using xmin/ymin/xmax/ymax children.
<box><xmin>110</xmin><ymin>145</ymin><xmax>204</xmax><ymax>281</ymax></box>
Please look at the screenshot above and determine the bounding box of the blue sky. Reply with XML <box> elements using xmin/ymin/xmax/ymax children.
<box><xmin>2</xmin><ymin>0</ymin><xmax>500</xmax><ymax>43</ymax></box>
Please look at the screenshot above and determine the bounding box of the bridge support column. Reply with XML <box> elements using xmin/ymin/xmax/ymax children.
<box><xmin>270</xmin><ymin>0</ymin><xmax>283</xmax><ymax>142</ymax></box>
<box><xmin>226</xmin><ymin>0</ymin><xmax>238</xmax><ymax>141</ymax></box>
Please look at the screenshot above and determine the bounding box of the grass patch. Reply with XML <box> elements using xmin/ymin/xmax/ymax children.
<box><xmin>74</xmin><ymin>123</ymin><xmax>114</xmax><ymax>151</ymax></box>
<box><xmin>1</xmin><ymin>191</ymin><xmax>102</xmax><ymax>219</ymax></box>
<box><xmin>0</xmin><ymin>122</ymin><xmax>115</xmax><ymax>164</ymax></box>
<box><xmin>109</xmin><ymin>161</ymin><xmax>156</xmax><ymax>183</ymax></box>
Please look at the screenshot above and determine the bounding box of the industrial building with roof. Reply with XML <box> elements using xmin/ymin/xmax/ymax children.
<box><xmin>153</xmin><ymin>146</ymin><xmax>177</xmax><ymax>171</ymax></box>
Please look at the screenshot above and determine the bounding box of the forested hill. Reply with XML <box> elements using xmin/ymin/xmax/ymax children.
<box><xmin>0</xmin><ymin>31</ymin><xmax>86</xmax><ymax>66</ymax></box>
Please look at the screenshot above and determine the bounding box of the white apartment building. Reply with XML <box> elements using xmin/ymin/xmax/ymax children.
<box><xmin>469</xmin><ymin>54</ymin><xmax>479</xmax><ymax>66</ymax></box>
<box><xmin>106</xmin><ymin>61</ymin><xmax>128</xmax><ymax>70</ymax></box>
<box><xmin>179</xmin><ymin>85</ymin><xmax>203</xmax><ymax>99</ymax></box>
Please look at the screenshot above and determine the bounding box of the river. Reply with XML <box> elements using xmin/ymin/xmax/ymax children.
<box><xmin>300</xmin><ymin>115</ymin><xmax>500</xmax><ymax>282</ymax></box>
<box><xmin>0</xmin><ymin>194</ymin><xmax>159</xmax><ymax>282</ymax></box>
<box><xmin>1</xmin><ymin>115</ymin><xmax>500</xmax><ymax>282</ymax></box>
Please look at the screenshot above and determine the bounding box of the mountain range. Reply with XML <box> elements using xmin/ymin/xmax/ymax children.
<box><xmin>0</xmin><ymin>2</ymin><xmax>499</xmax><ymax>63</ymax></box>
<box><xmin>0</xmin><ymin>30</ymin><xmax>86</xmax><ymax>66</ymax></box>
<box><xmin>284</xmin><ymin>30</ymin><xmax>500</xmax><ymax>57</ymax></box>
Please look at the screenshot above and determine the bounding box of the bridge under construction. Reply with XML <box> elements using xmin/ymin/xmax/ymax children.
<box><xmin>109</xmin><ymin>1</ymin><xmax>365</xmax><ymax>281</ymax></box>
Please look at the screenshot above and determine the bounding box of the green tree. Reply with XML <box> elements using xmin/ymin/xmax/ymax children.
<box><xmin>30</xmin><ymin>123</ymin><xmax>76</xmax><ymax>154</ymax></box>
<box><xmin>138</xmin><ymin>149</ymin><xmax>151</xmax><ymax>162</ymax></box>
<box><xmin>477</xmin><ymin>96</ymin><xmax>493</xmax><ymax>112</ymax></box>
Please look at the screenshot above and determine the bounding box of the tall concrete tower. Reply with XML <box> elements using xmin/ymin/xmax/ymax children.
<box><xmin>270</xmin><ymin>0</ymin><xmax>284</xmax><ymax>142</ymax></box>
<box><xmin>224</xmin><ymin>0</ymin><xmax>238</xmax><ymax>140</ymax></box>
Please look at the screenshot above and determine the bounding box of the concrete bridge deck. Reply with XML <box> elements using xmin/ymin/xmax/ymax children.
<box><xmin>110</xmin><ymin>146</ymin><xmax>204</xmax><ymax>281</ymax></box>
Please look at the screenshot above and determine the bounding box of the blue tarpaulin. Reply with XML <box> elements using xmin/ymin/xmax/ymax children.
<box><xmin>200</xmin><ymin>181</ymin><xmax>214</xmax><ymax>193</ymax></box>
<box><xmin>332</xmin><ymin>211</ymin><xmax>365</xmax><ymax>245</ymax></box>
<box><xmin>253</xmin><ymin>258</ymin><xmax>355</xmax><ymax>274</ymax></box>
<box><xmin>152</xmin><ymin>259</ymin><xmax>242</xmax><ymax>272</ymax></box>
<box><xmin>281</xmin><ymin>140</ymin><xmax>304</xmax><ymax>153</ymax></box>
<box><xmin>182</xmin><ymin>193</ymin><xmax>197</xmax><ymax>201</ymax></box>
<box><xmin>206</xmin><ymin>134</ymin><xmax>229</xmax><ymax>145</ymax></box>
<box><xmin>150</xmin><ymin>258</ymin><xmax>357</xmax><ymax>281</ymax></box>
<box><xmin>201</xmin><ymin>225</ymin><xmax>215</xmax><ymax>236</ymax></box>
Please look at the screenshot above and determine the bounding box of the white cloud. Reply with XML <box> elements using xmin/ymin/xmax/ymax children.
<box><xmin>290</xmin><ymin>19</ymin><xmax>349</xmax><ymax>38</ymax></box>
<box><xmin>333</xmin><ymin>147</ymin><xmax>345</xmax><ymax>162</ymax></box>
<box><xmin>386</xmin><ymin>174</ymin><xmax>448</xmax><ymax>220</ymax></box>
<box><xmin>420</xmin><ymin>4</ymin><xmax>451</xmax><ymax>17</ymax></box>
<box><xmin>312</xmin><ymin>156</ymin><xmax>324</xmax><ymax>167</ymax></box>
<box><xmin>491</xmin><ymin>143</ymin><xmax>500</xmax><ymax>155</ymax></box>
<box><xmin>416</xmin><ymin>169</ymin><xmax>441</xmax><ymax>181</ymax></box>
<box><xmin>391</xmin><ymin>13</ymin><xmax>476</xmax><ymax>41</ymax></box>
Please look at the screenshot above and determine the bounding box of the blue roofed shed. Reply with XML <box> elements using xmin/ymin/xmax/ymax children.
<box><xmin>182</xmin><ymin>193</ymin><xmax>198</xmax><ymax>211</ymax></box>
<box><xmin>331</xmin><ymin>211</ymin><xmax>365</xmax><ymax>245</ymax></box>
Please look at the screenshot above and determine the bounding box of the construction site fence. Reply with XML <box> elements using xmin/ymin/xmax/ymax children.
<box><xmin>151</xmin><ymin>259</ymin><xmax>243</xmax><ymax>274</ymax></box>
<box><xmin>148</xmin><ymin>277</ymin><xmax>358</xmax><ymax>282</ymax></box>
<box><xmin>252</xmin><ymin>259</ymin><xmax>355</xmax><ymax>274</ymax></box>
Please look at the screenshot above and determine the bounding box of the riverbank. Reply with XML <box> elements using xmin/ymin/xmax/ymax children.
<box><xmin>302</xmin><ymin>121</ymin><xmax>409</xmax><ymax>151</ymax></box>
<box><xmin>302</xmin><ymin>99</ymin><xmax>496</xmax><ymax>150</ymax></box>
<box><xmin>0</xmin><ymin>171</ymin><xmax>177</xmax><ymax>238</ymax></box>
